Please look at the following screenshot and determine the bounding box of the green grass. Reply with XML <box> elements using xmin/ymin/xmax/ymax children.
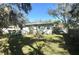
<box><xmin>0</xmin><ymin>34</ymin><xmax>69</xmax><ymax>55</ymax></box>
<box><xmin>23</xmin><ymin>34</ymin><xmax>35</xmax><ymax>38</ymax></box>
<box><xmin>43</xmin><ymin>34</ymin><xmax>63</xmax><ymax>40</ymax></box>
<box><xmin>24</xmin><ymin>34</ymin><xmax>63</xmax><ymax>40</ymax></box>
<box><xmin>22</xmin><ymin>34</ymin><xmax>69</xmax><ymax>55</ymax></box>
<box><xmin>41</xmin><ymin>42</ymin><xmax>69</xmax><ymax>55</ymax></box>
<box><xmin>22</xmin><ymin>45</ymin><xmax>34</xmax><ymax>54</ymax></box>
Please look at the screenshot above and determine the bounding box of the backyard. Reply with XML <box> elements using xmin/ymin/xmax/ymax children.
<box><xmin>0</xmin><ymin>34</ymin><xmax>69</xmax><ymax>55</ymax></box>
<box><xmin>0</xmin><ymin>3</ymin><xmax>79</xmax><ymax>55</ymax></box>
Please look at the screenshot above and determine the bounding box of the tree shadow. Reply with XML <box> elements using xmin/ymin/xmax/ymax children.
<box><xmin>28</xmin><ymin>45</ymin><xmax>44</xmax><ymax>55</ymax></box>
<box><xmin>8</xmin><ymin>33</ymin><xmax>24</xmax><ymax>55</ymax></box>
<box><xmin>7</xmin><ymin>32</ymin><xmax>67</xmax><ymax>55</ymax></box>
<box><xmin>21</xmin><ymin>37</ymin><xmax>45</xmax><ymax>55</ymax></box>
<box><xmin>63</xmin><ymin>33</ymin><xmax>79</xmax><ymax>55</ymax></box>
<box><xmin>8</xmin><ymin>33</ymin><xmax>45</xmax><ymax>55</ymax></box>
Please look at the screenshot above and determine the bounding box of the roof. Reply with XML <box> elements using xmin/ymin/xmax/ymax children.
<box><xmin>25</xmin><ymin>22</ymin><xmax>54</xmax><ymax>26</ymax></box>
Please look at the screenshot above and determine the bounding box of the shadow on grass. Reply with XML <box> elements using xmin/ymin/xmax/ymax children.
<box><xmin>8</xmin><ymin>34</ymin><xmax>45</xmax><ymax>55</ymax></box>
<box><xmin>7</xmin><ymin>33</ymin><xmax>68</xmax><ymax>55</ymax></box>
<box><xmin>8</xmin><ymin>34</ymin><xmax>24</xmax><ymax>55</ymax></box>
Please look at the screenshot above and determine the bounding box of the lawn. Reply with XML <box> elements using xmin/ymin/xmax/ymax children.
<box><xmin>22</xmin><ymin>34</ymin><xmax>69</xmax><ymax>55</ymax></box>
<box><xmin>0</xmin><ymin>34</ymin><xmax>69</xmax><ymax>55</ymax></box>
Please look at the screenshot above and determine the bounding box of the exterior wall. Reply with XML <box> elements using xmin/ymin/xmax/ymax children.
<box><xmin>2</xmin><ymin>25</ymin><xmax>56</xmax><ymax>35</ymax></box>
<box><xmin>2</xmin><ymin>26</ymin><xmax>20</xmax><ymax>34</ymax></box>
<box><xmin>23</xmin><ymin>26</ymin><xmax>53</xmax><ymax>35</ymax></box>
<box><xmin>21</xmin><ymin>27</ymin><xmax>30</xmax><ymax>35</ymax></box>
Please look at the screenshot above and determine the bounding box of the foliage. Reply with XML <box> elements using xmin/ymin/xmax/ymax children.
<box><xmin>0</xmin><ymin>38</ymin><xmax>9</xmax><ymax>55</ymax></box>
<box><xmin>48</xmin><ymin>3</ymin><xmax>79</xmax><ymax>29</ymax></box>
<box><xmin>68</xmin><ymin>3</ymin><xmax>79</xmax><ymax>28</ymax></box>
<box><xmin>0</xmin><ymin>3</ymin><xmax>31</xmax><ymax>28</ymax></box>
<box><xmin>48</xmin><ymin>4</ymin><xmax>69</xmax><ymax>23</ymax></box>
<box><xmin>48</xmin><ymin>3</ymin><xmax>73</xmax><ymax>28</ymax></box>
<box><xmin>53</xmin><ymin>20</ymin><xmax>61</xmax><ymax>26</ymax></box>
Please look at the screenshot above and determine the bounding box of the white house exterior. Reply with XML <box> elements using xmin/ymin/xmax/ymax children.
<box><xmin>2</xmin><ymin>26</ymin><xmax>20</xmax><ymax>34</ymax></box>
<box><xmin>21</xmin><ymin>27</ymin><xmax>30</xmax><ymax>35</ymax></box>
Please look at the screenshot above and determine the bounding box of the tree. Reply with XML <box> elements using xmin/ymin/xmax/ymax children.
<box><xmin>48</xmin><ymin>3</ymin><xmax>72</xmax><ymax>28</ymax></box>
<box><xmin>68</xmin><ymin>3</ymin><xmax>79</xmax><ymax>29</ymax></box>
<box><xmin>0</xmin><ymin>3</ymin><xmax>32</xmax><ymax>55</ymax></box>
<box><xmin>53</xmin><ymin>20</ymin><xmax>61</xmax><ymax>26</ymax></box>
<box><xmin>0</xmin><ymin>3</ymin><xmax>31</xmax><ymax>28</ymax></box>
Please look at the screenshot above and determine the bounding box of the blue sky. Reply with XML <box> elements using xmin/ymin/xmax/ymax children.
<box><xmin>28</xmin><ymin>3</ymin><xmax>57</xmax><ymax>22</ymax></box>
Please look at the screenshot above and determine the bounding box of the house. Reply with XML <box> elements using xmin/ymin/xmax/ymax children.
<box><xmin>2</xmin><ymin>25</ymin><xmax>20</xmax><ymax>34</ymax></box>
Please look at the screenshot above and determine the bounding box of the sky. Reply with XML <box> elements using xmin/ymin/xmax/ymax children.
<box><xmin>28</xmin><ymin>3</ymin><xmax>57</xmax><ymax>22</ymax></box>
